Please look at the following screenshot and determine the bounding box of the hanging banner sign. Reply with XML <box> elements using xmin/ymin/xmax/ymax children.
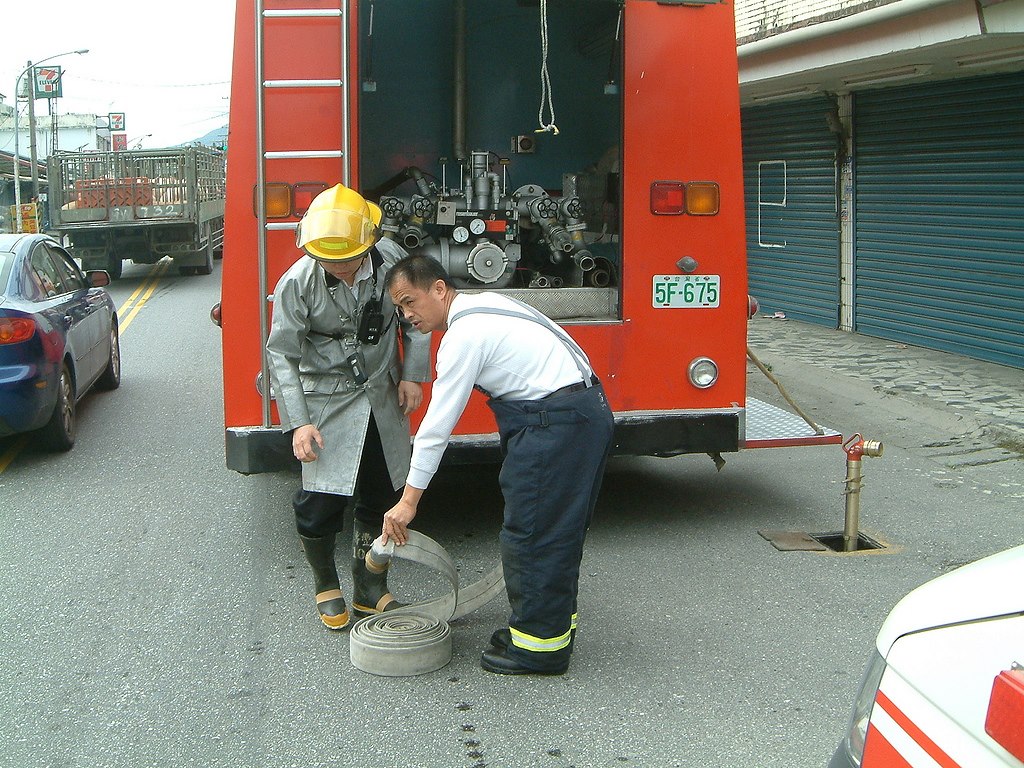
<box><xmin>33</xmin><ymin>66</ymin><xmax>62</xmax><ymax>98</ymax></box>
<box><xmin>112</xmin><ymin>133</ymin><xmax>128</xmax><ymax>151</ymax></box>
<box><xmin>108</xmin><ymin>113</ymin><xmax>126</xmax><ymax>131</ymax></box>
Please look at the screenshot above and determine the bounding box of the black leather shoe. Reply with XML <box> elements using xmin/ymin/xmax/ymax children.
<box><xmin>489</xmin><ymin>627</ymin><xmax>511</xmax><ymax>650</ymax></box>
<box><xmin>480</xmin><ymin>647</ymin><xmax>567</xmax><ymax>676</ymax></box>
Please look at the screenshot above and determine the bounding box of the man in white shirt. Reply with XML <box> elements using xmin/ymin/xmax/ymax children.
<box><xmin>382</xmin><ymin>254</ymin><xmax>615</xmax><ymax>676</ymax></box>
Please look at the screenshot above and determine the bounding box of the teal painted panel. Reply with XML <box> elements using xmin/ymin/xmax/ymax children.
<box><xmin>741</xmin><ymin>96</ymin><xmax>840</xmax><ymax>326</ymax></box>
<box><xmin>855</xmin><ymin>72</ymin><xmax>1024</xmax><ymax>369</ymax></box>
<box><xmin>358</xmin><ymin>0</ymin><xmax>621</xmax><ymax>192</ymax></box>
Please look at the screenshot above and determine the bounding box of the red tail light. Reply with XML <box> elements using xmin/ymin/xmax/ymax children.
<box><xmin>986</xmin><ymin>665</ymin><xmax>1024</xmax><ymax>761</ymax></box>
<box><xmin>0</xmin><ymin>317</ymin><xmax>36</xmax><ymax>344</ymax></box>
<box><xmin>650</xmin><ymin>181</ymin><xmax>685</xmax><ymax>215</ymax></box>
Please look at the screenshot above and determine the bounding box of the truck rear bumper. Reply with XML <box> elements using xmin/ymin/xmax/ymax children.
<box><xmin>225</xmin><ymin>399</ymin><xmax>840</xmax><ymax>474</ymax></box>
<box><xmin>226</xmin><ymin>410</ymin><xmax>740</xmax><ymax>474</ymax></box>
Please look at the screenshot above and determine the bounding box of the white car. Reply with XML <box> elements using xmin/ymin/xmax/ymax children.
<box><xmin>829</xmin><ymin>544</ymin><xmax>1024</xmax><ymax>767</ymax></box>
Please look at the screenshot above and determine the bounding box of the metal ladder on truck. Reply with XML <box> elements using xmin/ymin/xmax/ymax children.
<box><xmin>253</xmin><ymin>0</ymin><xmax>353</xmax><ymax>427</ymax></box>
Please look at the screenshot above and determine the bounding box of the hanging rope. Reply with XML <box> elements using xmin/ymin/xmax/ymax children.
<box><xmin>535</xmin><ymin>0</ymin><xmax>559</xmax><ymax>135</ymax></box>
<box><xmin>746</xmin><ymin>346</ymin><xmax>825</xmax><ymax>435</ymax></box>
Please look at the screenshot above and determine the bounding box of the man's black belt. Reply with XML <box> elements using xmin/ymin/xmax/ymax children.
<box><xmin>542</xmin><ymin>375</ymin><xmax>599</xmax><ymax>400</ymax></box>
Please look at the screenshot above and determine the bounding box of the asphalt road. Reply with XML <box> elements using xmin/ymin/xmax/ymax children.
<box><xmin>2</xmin><ymin>260</ymin><xmax>1022</xmax><ymax>768</ymax></box>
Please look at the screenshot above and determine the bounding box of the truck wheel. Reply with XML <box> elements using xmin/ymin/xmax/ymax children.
<box><xmin>197</xmin><ymin>242</ymin><xmax>214</xmax><ymax>276</ymax></box>
<box><xmin>107</xmin><ymin>256</ymin><xmax>123</xmax><ymax>280</ymax></box>
<box><xmin>178</xmin><ymin>265</ymin><xmax>197</xmax><ymax>276</ymax></box>
<box><xmin>95</xmin><ymin>321</ymin><xmax>121</xmax><ymax>391</ymax></box>
<box><xmin>39</xmin><ymin>363</ymin><xmax>76</xmax><ymax>451</ymax></box>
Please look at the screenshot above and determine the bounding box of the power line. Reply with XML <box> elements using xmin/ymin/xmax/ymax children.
<box><xmin>75</xmin><ymin>77</ymin><xmax>230</xmax><ymax>89</ymax></box>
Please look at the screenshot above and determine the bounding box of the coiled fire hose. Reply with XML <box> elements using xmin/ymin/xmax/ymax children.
<box><xmin>349</xmin><ymin>530</ymin><xmax>506</xmax><ymax>677</ymax></box>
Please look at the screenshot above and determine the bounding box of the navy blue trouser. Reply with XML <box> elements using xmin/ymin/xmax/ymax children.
<box><xmin>487</xmin><ymin>383</ymin><xmax>614</xmax><ymax>671</ymax></box>
<box><xmin>292</xmin><ymin>415</ymin><xmax>398</xmax><ymax>537</ymax></box>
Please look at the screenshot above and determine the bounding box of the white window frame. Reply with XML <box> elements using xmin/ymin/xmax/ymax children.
<box><xmin>757</xmin><ymin>159</ymin><xmax>787</xmax><ymax>249</ymax></box>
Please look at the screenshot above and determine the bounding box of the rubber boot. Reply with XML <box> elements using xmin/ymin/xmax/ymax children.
<box><xmin>351</xmin><ymin>520</ymin><xmax>403</xmax><ymax>617</ymax></box>
<box><xmin>299</xmin><ymin>533</ymin><xmax>350</xmax><ymax>630</ymax></box>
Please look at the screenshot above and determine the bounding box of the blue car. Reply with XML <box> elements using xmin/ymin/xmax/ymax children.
<box><xmin>0</xmin><ymin>233</ymin><xmax>120</xmax><ymax>450</ymax></box>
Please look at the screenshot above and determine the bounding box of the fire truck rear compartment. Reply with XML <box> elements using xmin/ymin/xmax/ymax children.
<box><xmin>358</xmin><ymin>0</ymin><xmax>622</xmax><ymax>319</ymax></box>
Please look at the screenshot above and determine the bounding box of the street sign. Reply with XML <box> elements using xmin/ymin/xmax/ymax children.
<box><xmin>108</xmin><ymin>113</ymin><xmax>126</xmax><ymax>131</ymax></box>
<box><xmin>33</xmin><ymin>66</ymin><xmax>62</xmax><ymax>99</ymax></box>
<box><xmin>11</xmin><ymin>203</ymin><xmax>38</xmax><ymax>233</ymax></box>
<box><xmin>112</xmin><ymin>133</ymin><xmax>128</xmax><ymax>151</ymax></box>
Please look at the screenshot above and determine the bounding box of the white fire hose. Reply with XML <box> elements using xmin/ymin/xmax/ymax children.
<box><xmin>349</xmin><ymin>530</ymin><xmax>506</xmax><ymax>677</ymax></box>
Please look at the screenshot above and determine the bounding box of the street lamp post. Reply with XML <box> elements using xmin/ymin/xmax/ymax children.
<box><xmin>123</xmin><ymin>133</ymin><xmax>153</xmax><ymax>150</ymax></box>
<box><xmin>27</xmin><ymin>70</ymin><xmax>40</xmax><ymax>202</ymax></box>
<box><xmin>12</xmin><ymin>49</ymin><xmax>88</xmax><ymax>233</ymax></box>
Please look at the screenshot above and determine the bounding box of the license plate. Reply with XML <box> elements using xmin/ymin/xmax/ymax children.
<box><xmin>652</xmin><ymin>275</ymin><xmax>720</xmax><ymax>308</ymax></box>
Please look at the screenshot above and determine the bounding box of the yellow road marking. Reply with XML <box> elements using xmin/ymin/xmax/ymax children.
<box><xmin>118</xmin><ymin>259</ymin><xmax>170</xmax><ymax>333</ymax></box>
<box><xmin>0</xmin><ymin>436</ymin><xmax>28</xmax><ymax>473</ymax></box>
<box><xmin>2</xmin><ymin>260</ymin><xmax>170</xmax><ymax>475</ymax></box>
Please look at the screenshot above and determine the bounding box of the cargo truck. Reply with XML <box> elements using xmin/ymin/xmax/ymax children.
<box><xmin>47</xmin><ymin>146</ymin><xmax>226</xmax><ymax>278</ymax></box>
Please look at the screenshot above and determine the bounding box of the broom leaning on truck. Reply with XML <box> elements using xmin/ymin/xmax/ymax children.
<box><xmin>47</xmin><ymin>146</ymin><xmax>226</xmax><ymax>278</ymax></box>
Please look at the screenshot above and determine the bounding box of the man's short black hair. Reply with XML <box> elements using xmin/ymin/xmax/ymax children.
<box><xmin>385</xmin><ymin>254</ymin><xmax>456</xmax><ymax>292</ymax></box>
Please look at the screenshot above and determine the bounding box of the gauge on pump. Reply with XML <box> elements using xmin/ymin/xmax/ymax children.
<box><xmin>452</xmin><ymin>225</ymin><xmax>470</xmax><ymax>244</ymax></box>
<box><xmin>469</xmin><ymin>218</ymin><xmax>487</xmax><ymax>235</ymax></box>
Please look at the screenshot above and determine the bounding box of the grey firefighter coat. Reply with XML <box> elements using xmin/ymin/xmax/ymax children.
<box><xmin>266</xmin><ymin>238</ymin><xmax>431</xmax><ymax>496</ymax></box>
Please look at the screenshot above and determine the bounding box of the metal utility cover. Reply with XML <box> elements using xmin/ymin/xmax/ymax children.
<box><xmin>758</xmin><ymin>530</ymin><xmax>828</xmax><ymax>551</ymax></box>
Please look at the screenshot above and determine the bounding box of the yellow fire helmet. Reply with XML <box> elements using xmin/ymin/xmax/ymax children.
<box><xmin>295</xmin><ymin>183</ymin><xmax>383</xmax><ymax>261</ymax></box>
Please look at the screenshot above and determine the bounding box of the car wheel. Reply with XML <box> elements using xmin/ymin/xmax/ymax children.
<box><xmin>95</xmin><ymin>320</ymin><xmax>121</xmax><ymax>391</ymax></box>
<box><xmin>39</xmin><ymin>363</ymin><xmax>76</xmax><ymax>451</ymax></box>
<box><xmin>107</xmin><ymin>256</ymin><xmax>123</xmax><ymax>280</ymax></box>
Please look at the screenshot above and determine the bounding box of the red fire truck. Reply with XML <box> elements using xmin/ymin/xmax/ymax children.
<box><xmin>219</xmin><ymin>0</ymin><xmax>840</xmax><ymax>473</ymax></box>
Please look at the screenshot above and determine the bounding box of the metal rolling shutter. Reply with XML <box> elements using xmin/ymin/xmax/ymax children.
<box><xmin>855</xmin><ymin>72</ymin><xmax>1024</xmax><ymax>369</ymax></box>
<box><xmin>741</xmin><ymin>96</ymin><xmax>840</xmax><ymax>325</ymax></box>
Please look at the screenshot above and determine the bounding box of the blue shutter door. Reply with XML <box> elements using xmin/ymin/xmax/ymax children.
<box><xmin>854</xmin><ymin>72</ymin><xmax>1024</xmax><ymax>369</ymax></box>
<box><xmin>741</xmin><ymin>96</ymin><xmax>840</xmax><ymax>325</ymax></box>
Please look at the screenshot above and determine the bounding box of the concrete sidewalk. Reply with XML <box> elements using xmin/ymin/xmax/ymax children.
<box><xmin>745</xmin><ymin>316</ymin><xmax>1024</xmax><ymax>449</ymax></box>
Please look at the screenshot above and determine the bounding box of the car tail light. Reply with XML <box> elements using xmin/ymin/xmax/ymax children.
<box><xmin>0</xmin><ymin>317</ymin><xmax>36</xmax><ymax>344</ymax></box>
<box><xmin>986</xmin><ymin>663</ymin><xmax>1024</xmax><ymax>761</ymax></box>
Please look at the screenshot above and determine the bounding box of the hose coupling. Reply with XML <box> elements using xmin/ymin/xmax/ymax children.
<box><xmin>365</xmin><ymin>535</ymin><xmax>395</xmax><ymax>574</ymax></box>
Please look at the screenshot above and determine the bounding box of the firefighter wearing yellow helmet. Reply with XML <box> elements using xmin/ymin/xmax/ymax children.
<box><xmin>294</xmin><ymin>183</ymin><xmax>383</xmax><ymax>262</ymax></box>
<box><xmin>266</xmin><ymin>183</ymin><xmax>432</xmax><ymax>630</ymax></box>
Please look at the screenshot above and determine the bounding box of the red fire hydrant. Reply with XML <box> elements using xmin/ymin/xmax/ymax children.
<box><xmin>842</xmin><ymin>434</ymin><xmax>884</xmax><ymax>552</ymax></box>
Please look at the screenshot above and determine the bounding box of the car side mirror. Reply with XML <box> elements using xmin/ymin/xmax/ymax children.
<box><xmin>86</xmin><ymin>270</ymin><xmax>111</xmax><ymax>288</ymax></box>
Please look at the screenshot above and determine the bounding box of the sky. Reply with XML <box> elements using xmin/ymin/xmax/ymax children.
<box><xmin>2</xmin><ymin>1</ymin><xmax>236</xmax><ymax>150</ymax></box>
